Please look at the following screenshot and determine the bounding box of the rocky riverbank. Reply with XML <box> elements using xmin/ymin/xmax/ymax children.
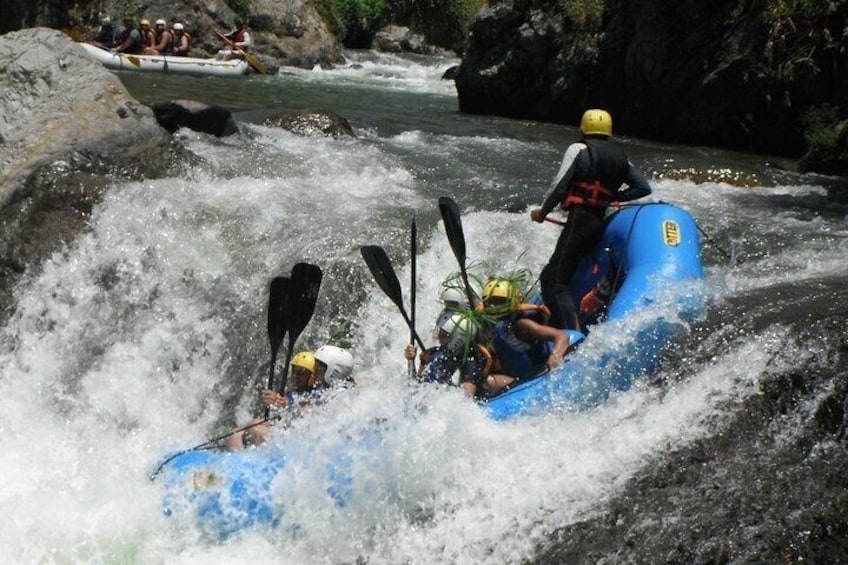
<box><xmin>0</xmin><ymin>28</ymin><xmax>181</xmax><ymax>321</ymax></box>
<box><xmin>456</xmin><ymin>0</ymin><xmax>848</xmax><ymax>175</ymax></box>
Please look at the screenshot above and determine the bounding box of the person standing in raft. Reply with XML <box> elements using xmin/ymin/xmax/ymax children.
<box><xmin>530</xmin><ymin>109</ymin><xmax>652</xmax><ymax>330</ymax></box>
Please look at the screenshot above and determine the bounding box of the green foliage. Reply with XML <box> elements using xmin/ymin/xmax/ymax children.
<box><xmin>801</xmin><ymin>104</ymin><xmax>840</xmax><ymax>154</ymax></box>
<box><xmin>315</xmin><ymin>0</ymin><xmax>388</xmax><ymax>45</ymax></box>
<box><xmin>559</xmin><ymin>0</ymin><xmax>607</xmax><ymax>28</ymax></box>
<box><xmin>764</xmin><ymin>0</ymin><xmax>828</xmax><ymax>21</ymax></box>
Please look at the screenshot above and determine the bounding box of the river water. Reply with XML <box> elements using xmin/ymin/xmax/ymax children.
<box><xmin>1</xmin><ymin>50</ymin><xmax>847</xmax><ymax>563</ymax></box>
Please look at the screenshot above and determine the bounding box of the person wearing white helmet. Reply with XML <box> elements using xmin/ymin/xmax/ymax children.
<box><xmin>314</xmin><ymin>345</ymin><xmax>355</xmax><ymax>386</ymax></box>
<box><xmin>406</xmin><ymin>286</ymin><xmax>473</xmax><ymax>381</ymax></box>
<box><xmin>171</xmin><ymin>22</ymin><xmax>190</xmax><ymax>56</ymax></box>
<box><xmin>144</xmin><ymin>18</ymin><xmax>172</xmax><ymax>55</ymax></box>
<box><xmin>405</xmin><ymin>312</ymin><xmax>490</xmax><ymax>397</ymax></box>
<box><xmin>530</xmin><ymin>108</ymin><xmax>652</xmax><ymax>330</ymax></box>
<box><xmin>433</xmin><ymin>286</ymin><xmax>469</xmax><ymax>336</ymax></box>
<box><xmin>227</xmin><ymin>346</ymin><xmax>356</xmax><ymax>451</ymax></box>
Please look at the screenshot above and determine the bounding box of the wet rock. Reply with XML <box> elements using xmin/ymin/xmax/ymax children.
<box><xmin>0</xmin><ymin>28</ymin><xmax>178</xmax><ymax>321</ymax></box>
<box><xmin>262</xmin><ymin>110</ymin><xmax>355</xmax><ymax>138</ymax></box>
<box><xmin>456</xmin><ymin>1</ymin><xmax>848</xmax><ymax>172</ymax></box>
<box><xmin>442</xmin><ymin>65</ymin><xmax>459</xmax><ymax>80</ymax></box>
<box><xmin>152</xmin><ymin>100</ymin><xmax>239</xmax><ymax>137</ymax></box>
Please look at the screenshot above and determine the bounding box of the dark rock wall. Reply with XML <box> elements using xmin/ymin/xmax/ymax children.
<box><xmin>458</xmin><ymin>0</ymin><xmax>848</xmax><ymax>160</ymax></box>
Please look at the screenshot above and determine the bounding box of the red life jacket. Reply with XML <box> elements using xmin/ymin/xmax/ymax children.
<box><xmin>561</xmin><ymin>139</ymin><xmax>629</xmax><ymax>211</ymax></box>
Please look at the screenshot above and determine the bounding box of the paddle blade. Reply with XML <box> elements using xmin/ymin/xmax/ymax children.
<box><xmin>438</xmin><ymin>196</ymin><xmax>466</xmax><ymax>267</ymax></box>
<box><xmin>267</xmin><ymin>276</ymin><xmax>288</xmax><ymax>352</ymax></box>
<box><xmin>360</xmin><ymin>245</ymin><xmax>405</xmax><ymax>312</ymax></box>
<box><xmin>438</xmin><ymin>196</ymin><xmax>477</xmax><ymax>308</ymax></box>
<box><xmin>285</xmin><ymin>263</ymin><xmax>323</xmax><ymax>342</ymax></box>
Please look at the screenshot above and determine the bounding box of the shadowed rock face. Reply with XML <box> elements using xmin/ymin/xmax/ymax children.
<box><xmin>0</xmin><ymin>28</ymin><xmax>178</xmax><ymax>321</ymax></box>
<box><xmin>456</xmin><ymin>0</ymin><xmax>848</xmax><ymax>171</ymax></box>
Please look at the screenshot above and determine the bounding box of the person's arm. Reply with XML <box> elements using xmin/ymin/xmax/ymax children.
<box><xmin>173</xmin><ymin>35</ymin><xmax>189</xmax><ymax>55</ymax></box>
<box><xmin>261</xmin><ymin>389</ymin><xmax>288</xmax><ymax>409</ymax></box>
<box><xmin>517</xmin><ymin>318</ymin><xmax>570</xmax><ymax>370</ymax></box>
<box><xmin>617</xmin><ymin>163</ymin><xmax>652</xmax><ymax>202</ymax></box>
<box><xmin>531</xmin><ymin>143</ymin><xmax>588</xmax><ymax>222</ymax></box>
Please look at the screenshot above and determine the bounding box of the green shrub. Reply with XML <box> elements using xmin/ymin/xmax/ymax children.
<box><xmin>801</xmin><ymin>104</ymin><xmax>841</xmax><ymax>157</ymax></box>
<box><xmin>559</xmin><ymin>0</ymin><xmax>607</xmax><ymax>28</ymax></box>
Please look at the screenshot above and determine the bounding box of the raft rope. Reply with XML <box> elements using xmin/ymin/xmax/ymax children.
<box><xmin>693</xmin><ymin>221</ymin><xmax>742</xmax><ymax>264</ymax></box>
<box><xmin>148</xmin><ymin>415</ymin><xmax>280</xmax><ymax>481</ymax></box>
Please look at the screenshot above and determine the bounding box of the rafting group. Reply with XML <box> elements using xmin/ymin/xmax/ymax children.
<box><xmin>90</xmin><ymin>14</ymin><xmax>253</xmax><ymax>58</ymax></box>
<box><xmin>221</xmin><ymin>108</ymin><xmax>657</xmax><ymax>449</ymax></box>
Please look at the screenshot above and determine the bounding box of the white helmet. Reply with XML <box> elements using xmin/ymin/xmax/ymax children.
<box><xmin>172</xmin><ymin>22</ymin><xmax>184</xmax><ymax>30</ymax></box>
<box><xmin>314</xmin><ymin>345</ymin><xmax>354</xmax><ymax>383</ymax></box>
<box><xmin>440</xmin><ymin>287</ymin><xmax>467</xmax><ymax>308</ymax></box>
<box><xmin>440</xmin><ymin>313</ymin><xmax>478</xmax><ymax>353</ymax></box>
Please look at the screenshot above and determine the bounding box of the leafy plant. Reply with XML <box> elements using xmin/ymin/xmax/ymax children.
<box><xmin>800</xmin><ymin>104</ymin><xmax>841</xmax><ymax>157</ymax></box>
<box><xmin>558</xmin><ymin>0</ymin><xmax>607</xmax><ymax>28</ymax></box>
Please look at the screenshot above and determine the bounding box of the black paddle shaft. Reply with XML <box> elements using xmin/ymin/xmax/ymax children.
<box><xmin>438</xmin><ymin>196</ymin><xmax>477</xmax><ymax>308</ymax></box>
<box><xmin>360</xmin><ymin>245</ymin><xmax>425</xmax><ymax>349</ymax></box>
<box><xmin>277</xmin><ymin>263</ymin><xmax>323</xmax><ymax>395</ymax></box>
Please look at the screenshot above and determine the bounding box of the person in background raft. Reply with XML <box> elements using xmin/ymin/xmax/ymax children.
<box><xmin>216</xmin><ymin>18</ymin><xmax>252</xmax><ymax>60</ymax></box>
<box><xmin>226</xmin><ymin>346</ymin><xmax>355</xmax><ymax>450</ymax></box>
<box><xmin>90</xmin><ymin>15</ymin><xmax>119</xmax><ymax>48</ymax></box>
<box><xmin>112</xmin><ymin>17</ymin><xmax>143</xmax><ymax>54</ymax></box>
<box><xmin>138</xmin><ymin>19</ymin><xmax>155</xmax><ymax>51</ymax></box>
<box><xmin>170</xmin><ymin>22</ymin><xmax>190</xmax><ymax>56</ymax></box>
<box><xmin>530</xmin><ymin>109</ymin><xmax>652</xmax><ymax>330</ymax></box>
<box><xmin>144</xmin><ymin>19</ymin><xmax>172</xmax><ymax>55</ymax></box>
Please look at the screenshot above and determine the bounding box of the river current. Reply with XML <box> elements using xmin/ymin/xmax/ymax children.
<box><xmin>1</xmin><ymin>50</ymin><xmax>846</xmax><ymax>563</ymax></box>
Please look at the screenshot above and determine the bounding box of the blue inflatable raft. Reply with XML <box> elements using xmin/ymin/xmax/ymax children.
<box><xmin>155</xmin><ymin>202</ymin><xmax>705</xmax><ymax>538</ymax></box>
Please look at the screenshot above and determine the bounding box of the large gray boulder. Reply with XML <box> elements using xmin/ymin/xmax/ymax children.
<box><xmin>0</xmin><ymin>28</ymin><xmax>175</xmax><ymax>319</ymax></box>
<box><xmin>0</xmin><ymin>27</ymin><xmax>172</xmax><ymax>206</ymax></box>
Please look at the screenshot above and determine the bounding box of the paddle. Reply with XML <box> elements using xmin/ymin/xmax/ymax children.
<box><xmin>437</xmin><ymin>196</ymin><xmax>477</xmax><ymax>308</ymax></box>
<box><xmin>215</xmin><ymin>30</ymin><xmax>267</xmax><ymax>74</ymax></box>
<box><xmin>276</xmin><ymin>263</ymin><xmax>323</xmax><ymax>396</ymax></box>
<box><xmin>360</xmin><ymin>245</ymin><xmax>425</xmax><ymax>349</ymax></box>
<box><xmin>264</xmin><ymin>276</ymin><xmax>288</xmax><ymax>418</ymax></box>
<box><xmin>409</xmin><ymin>216</ymin><xmax>418</xmax><ymax>377</ymax></box>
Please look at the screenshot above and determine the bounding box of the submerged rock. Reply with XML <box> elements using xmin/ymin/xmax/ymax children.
<box><xmin>152</xmin><ymin>100</ymin><xmax>239</xmax><ymax>137</ymax></box>
<box><xmin>262</xmin><ymin>110</ymin><xmax>355</xmax><ymax>138</ymax></box>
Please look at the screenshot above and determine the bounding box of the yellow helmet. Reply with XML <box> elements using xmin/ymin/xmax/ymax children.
<box><xmin>140</xmin><ymin>18</ymin><xmax>150</xmax><ymax>26</ymax></box>
<box><xmin>291</xmin><ymin>351</ymin><xmax>316</xmax><ymax>372</ymax></box>
<box><xmin>580</xmin><ymin>109</ymin><xmax>613</xmax><ymax>137</ymax></box>
<box><xmin>482</xmin><ymin>279</ymin><xmax>519</xmax><ymax>308</ymax></box>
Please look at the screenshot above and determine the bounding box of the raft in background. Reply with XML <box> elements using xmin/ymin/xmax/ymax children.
<box><xmin>156</xmin><ymin>202</ymin><xmax>705</xmax><ymax>538</ymax></box>
<box><xmin>77</xmin><ymin>42</ymin><xmax>251</xmax><ymax>77</ymax></box>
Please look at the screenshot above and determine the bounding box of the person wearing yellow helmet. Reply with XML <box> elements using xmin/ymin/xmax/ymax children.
<box><xmin>529</xmin><ymin>108</ymin><xmax>652</xmax><ymax>330</ymax></box>
<box><xmin>480</xmin><ymin>278</ymin><xmax>573</xmax><ymax>391</ymax></box>
<box><xmin>227</xmin><ymin>348</ymin><xmax>355</xmax><ymax>450</ymax></box>
<box><xmin>138</xmin><ymin>19</ymin><xmax>155</xmax><ymax>50</ymax></box>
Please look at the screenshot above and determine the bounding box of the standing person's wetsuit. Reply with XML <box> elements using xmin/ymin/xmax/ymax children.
<box><xmin>530</xmin><ymin>109</ymin><xmax>652</xmax><ymax>330</ymax></box>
